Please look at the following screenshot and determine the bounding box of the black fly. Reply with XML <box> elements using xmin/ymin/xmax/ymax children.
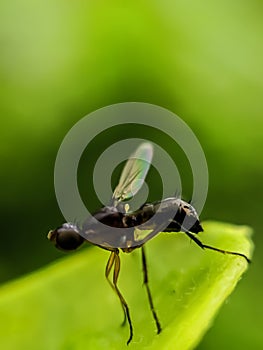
<box><xmin>48</xmin><ymin>142</ymin><xmax>250</xmax><ymax>345</ymax></box>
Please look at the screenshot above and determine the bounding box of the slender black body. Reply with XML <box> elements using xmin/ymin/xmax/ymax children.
<box><xmin>48</xmin><ymin>197</ymin><xmax>203</xmax><ymax>252</ymax></box>
<box><xmin>77</xmin><ymin>197</ymin><xmax>203</xmax><ymax>252</ymax></box>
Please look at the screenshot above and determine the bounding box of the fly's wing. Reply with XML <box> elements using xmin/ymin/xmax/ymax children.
<box><xmin>112</xmin><ymin>142</ymin><xmax>153</xmax><ymax>206</ymax></box>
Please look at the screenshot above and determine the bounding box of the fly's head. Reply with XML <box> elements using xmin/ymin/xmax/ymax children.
<box><xmin>47</xmin><ymin>223</ymin><xmax>84</xmax><ymax>251</ymax></box>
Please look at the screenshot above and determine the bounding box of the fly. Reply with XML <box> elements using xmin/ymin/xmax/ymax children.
<box><xmin>48</xmin><ymin>142</ymin><xmax>251</xmax><ymax>345</ymax></box>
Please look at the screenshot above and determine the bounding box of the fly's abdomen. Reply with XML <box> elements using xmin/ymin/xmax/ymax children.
<box><xmin>162</xmin><ymin>198</ymin><xmax>203</xmax><ymax>234</ymax></box>
<box><xmin>124</xmin><ymin>197</ymin><xmax>203</xmax><ymax>234</ymax></box>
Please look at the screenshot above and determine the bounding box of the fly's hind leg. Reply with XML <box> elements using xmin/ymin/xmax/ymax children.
<box><xmin>183</xmin><ymin>230</ymin><xmax>251</xmax><ymax>263</ymax></box>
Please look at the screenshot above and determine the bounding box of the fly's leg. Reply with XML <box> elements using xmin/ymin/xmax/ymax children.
<box><xmin>105</xmin><ymin>249</ymin><xmax>133</xmax><ymax>345</ymax></box>
<box><xmin>113</xmin><ymin>250</ymin><xmax>133</xmax><ymax>345</ymax></box>
<box><xmin>105</xmin><ymin>251</ymin><xmax>126</xmax><ymax>326</ymax></box>
<box><xmin>184</xmin><ymin>230</ymin><xmax>251</xmax><ymax>263</ymax></box>
<box><xmin>141</xmin><ymin>246</ymin><xmax>162</xmax><ymax>334</ymax></box>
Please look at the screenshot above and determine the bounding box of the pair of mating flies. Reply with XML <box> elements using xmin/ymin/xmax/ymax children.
<box><xmin>48</xmin><ymin>142</ymin><xmax>250</xmax><ymax>345</ymax></box>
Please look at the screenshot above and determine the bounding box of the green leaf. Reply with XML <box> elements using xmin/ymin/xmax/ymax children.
<box><xmin>0</xmin><ymin>221</ymin><xmax>253</xmax><ymax>350</ymax></box>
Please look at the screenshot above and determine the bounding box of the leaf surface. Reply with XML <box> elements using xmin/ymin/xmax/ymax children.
<box><xmin>0</xmin><ymin>221</ymin><xmax>253</xmax><ymax>350</ymax></box>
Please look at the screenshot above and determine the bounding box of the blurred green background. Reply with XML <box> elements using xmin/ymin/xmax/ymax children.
<box><xmin>1</xmin><ymin>0</ymin><xmax>262</xmax><ymax>349</ymax></box>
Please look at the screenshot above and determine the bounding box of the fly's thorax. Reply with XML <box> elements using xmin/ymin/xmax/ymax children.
<box><xmin>81</xmin><ymin>206</ymin><xmax>136</xmax><ymax>249</ymax></box>
<box><xmin>88</xmin><ymin>206</ymin><xmax>125</xmax><ymax>228</ymax></box>
<box><xmin>123</xmin><ymin>203</ymin><xmax>156</xmax><ymax>228</ymax></box>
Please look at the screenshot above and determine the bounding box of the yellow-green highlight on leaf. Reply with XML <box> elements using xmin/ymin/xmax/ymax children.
<box><xmin>0</xmin><ymin>221</ymin><xmax>253</xmax><ymax>350</ymax></box>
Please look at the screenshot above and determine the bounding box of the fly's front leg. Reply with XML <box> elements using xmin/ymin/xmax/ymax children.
<box><xmin>141</xmin><ymin>246</ymin><xmax>162</xmax><ymax>334</ymax></box>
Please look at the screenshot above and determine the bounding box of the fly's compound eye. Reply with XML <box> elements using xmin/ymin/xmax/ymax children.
<box><xmin>48</xmin><ymin>226</ymin><xmax>84</xmax><ymax>251</ymax></box>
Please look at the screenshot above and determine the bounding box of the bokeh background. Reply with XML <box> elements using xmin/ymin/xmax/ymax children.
<box><xmin>1</xmin><ymin>1</ymin><xmax>262</xmax><ymax>349</ymax></box>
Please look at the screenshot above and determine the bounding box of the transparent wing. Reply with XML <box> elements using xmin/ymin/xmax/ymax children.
<box><xmin>112</xmin><ymin>142</ymin><xmax>153</xmax><ymax>205</ymax></box>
